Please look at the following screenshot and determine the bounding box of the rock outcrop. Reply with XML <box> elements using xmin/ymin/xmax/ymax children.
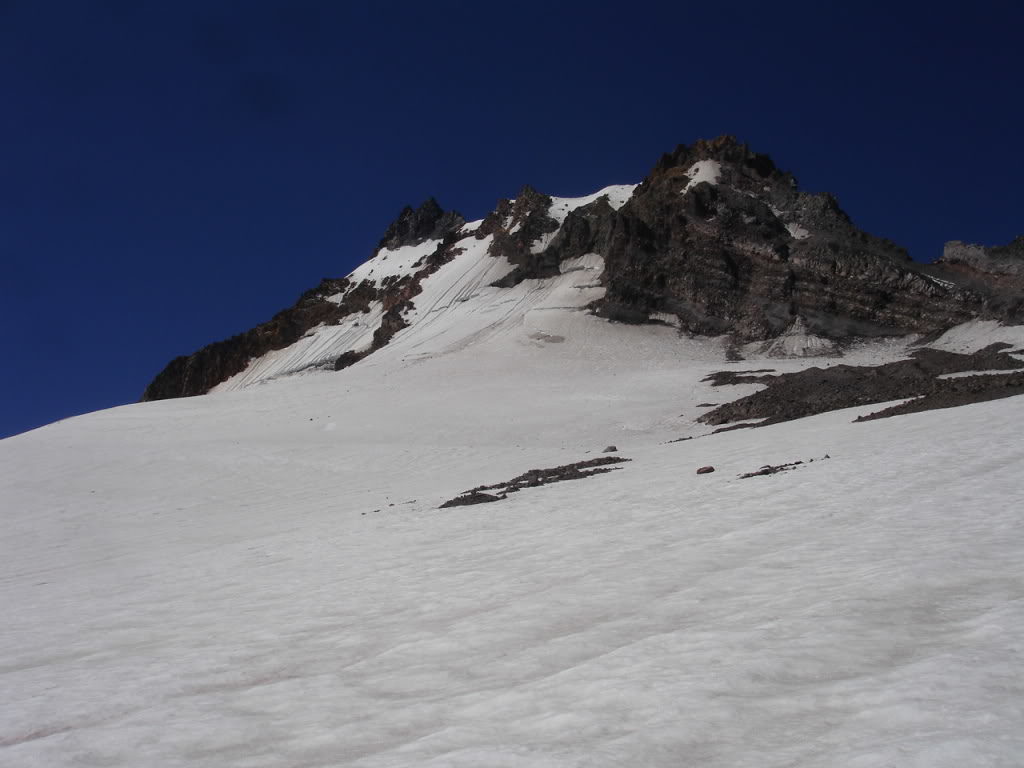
<box><xmin>698</xmin><ymin>343</ymin><xmax>1024</xmax><ymax>427</ymax></box>
<box><xmin>587</xmin><ymin>137</ymin><xmax>1009</xmax><ymax>339</ymax></box>
<box><xmin>940</xmin><ymin>236</ymin><xmax>1024</xmax><ymax>280</ymax></box>
<box><xmin>377</xmin><ymin>198</ymin><xmax>465</xmax><ymax>251</ymax></box>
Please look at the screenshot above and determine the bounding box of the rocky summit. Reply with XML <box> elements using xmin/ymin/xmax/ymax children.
<box><xmin>142</xmin><ymin>136</ymin><xmax>1022</xmax><ymax>401</ymax></box>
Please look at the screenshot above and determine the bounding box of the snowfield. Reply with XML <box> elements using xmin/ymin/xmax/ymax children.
<box><xmin>3</xmin><ymin>253</ymin><xmax>1024</xmax><ymax>766</ymax></box>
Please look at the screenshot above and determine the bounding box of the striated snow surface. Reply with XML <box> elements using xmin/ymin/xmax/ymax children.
<box><xmin>3</xmin><ymin>298</ymin><xmax>1024</xmax><ymax>766</ymax></box>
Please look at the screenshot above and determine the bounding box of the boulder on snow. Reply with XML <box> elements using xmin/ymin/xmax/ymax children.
<box><xmin>696</xmin><ymin>466</ymin><xmax>715</xmax><ymax>474</ymax></box>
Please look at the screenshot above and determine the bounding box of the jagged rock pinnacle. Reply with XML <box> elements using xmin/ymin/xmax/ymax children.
<box><xmin>377</xmin><ymin>198</ymin><xmax>465</xmax><ymax>251</ymax></box>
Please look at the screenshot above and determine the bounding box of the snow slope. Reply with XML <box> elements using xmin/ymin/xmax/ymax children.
<box><xmin>3</xmin><ymin>300</ymin><xmax>1024</xmax><ymax>766</ymax></box>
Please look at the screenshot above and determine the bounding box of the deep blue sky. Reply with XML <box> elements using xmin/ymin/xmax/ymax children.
<box><xmin>2</xmin><ymin>1</ymin><xmax>1022</xmax><ymax>438</ymax></box>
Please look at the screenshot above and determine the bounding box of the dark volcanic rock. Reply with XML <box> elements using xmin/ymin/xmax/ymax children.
<box><xmin>439</xmin><ymin>456</ymin><xmax>630</xmax><ymax>508</ymax></box>
<box><xmin>700</xmin><ymin>343</ymin><xmax>1024</xmax><ymax>426</ymax></box>
<box><xmin>439</xmin><ymin>491</ymin><xmax>502</xmax><ymax>508</ymax></box>
<box><xmin>854</xmin><ymin>372</ymin><xmax>1024</xmax><ymax>421</ymax></box>
<box><xmin>935</xmin><ymin>236</ymin><xmax>1024</xmax><ymax>318</ymax></box>
<box><xmin>479</xmin><ymin>185</ymin><xmax>562</xmax><ymax>286</ymax></box>
<box><xmin>378</xmin><ymin>198</ymin><xmax>465</xmax><ymax>250</ymax></box>
<box><xmin>940</xmin><ymin>236</ymin><xmax>1024</xmax><ymax>280</ymax></box>
<box><xmin>738</xmin><ymin>456</ymin><xmax>829</xmax><ymax>479</ymax></box>
<box><xmin>591</xmin><ymin>136</ymin><xmax>991</xmax><ymax>339</ymax></box>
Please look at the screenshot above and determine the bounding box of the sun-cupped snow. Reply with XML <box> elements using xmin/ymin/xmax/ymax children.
<box><xmin>2</xmin><ymin>311</ymin><xmax>1023</xmax><ymax>766</ymax></box>
<box><xmin>681</xmin><ymin>159</ymin><xmax>722</xmax><ymax>194</ymax></box>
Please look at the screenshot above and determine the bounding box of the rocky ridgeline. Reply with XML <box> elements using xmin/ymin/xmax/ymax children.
<box><xmin>142</xmin><ymin>137</ymin><xmax>1023</xmax><ymax>401</ymax></box>
<box><xmin>142</xmin><ymin>199</ymin><xmax>468</xmax><ymax>400</ymax></box>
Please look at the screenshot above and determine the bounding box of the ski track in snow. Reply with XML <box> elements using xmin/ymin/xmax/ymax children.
<box><xmin>4</xmin><ymin>206</ymin><xmax>1024</xmax><ymax>765</ymax></box>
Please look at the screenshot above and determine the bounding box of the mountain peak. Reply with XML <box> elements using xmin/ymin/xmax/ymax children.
<box><xmin>141</xmin><ymin>139</ymin><xmax>1023</xmax><ymax>401</ymax></box>
<box><xmin>654</xmin><ymin>134</ymin><xmax>783</xmax><ymax>180</ymax></box>
<box><xmin>377</xmin><ymin>198</ymin><xmax>465</xmax><ymax>251</ymax></box>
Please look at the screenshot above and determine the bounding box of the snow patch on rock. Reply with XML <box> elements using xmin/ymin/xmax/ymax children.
<box><xmin>547</xmin><ymin>184</ymin><xmax>637</xmax><ymax>225</ymax></box>
<box><xmin>758</xmin><ymin>316</ymin><xmax>840</xmax><ymax>358</ymax></box>
<box><xmin>681</xmin><ymin>160</ymin><xmax>722</xmax><ymax>194</ymax></box>
<box><xmin>786</xmin><ymin>222</ymin><xmax>811</xmax><ymax>240</ymax></box>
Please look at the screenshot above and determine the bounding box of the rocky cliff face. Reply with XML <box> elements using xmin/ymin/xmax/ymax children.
<box><xmin>142</xmin><ymin>137</ymin><xmax>1023</xmax><ymax>401</ymax></box>
<box><xmin>936</xmin><ymin>237</ymin><xmax>1024</xmax><ymax>318</ymax></box>
<box><xmin>559</xmin><ymin>137</ymin><xmax>1010</xmax><ymax>339</ymax></box>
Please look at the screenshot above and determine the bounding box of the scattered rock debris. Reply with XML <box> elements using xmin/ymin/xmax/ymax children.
<box><xmin>696</xmin><ymin>466</ymin><xmax>715</xmax><ymax>474</ymax></box>
<box><xmin>738</xmin><ymin>454</ymin><xmax>831</xmax><ymax>479</ymax></box>
<box><xmin>439</xmin><ymin>456</ymin><xmax>630</xmax><ymax>509</ymax></box>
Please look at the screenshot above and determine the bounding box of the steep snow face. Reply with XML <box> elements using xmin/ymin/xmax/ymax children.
<box><xmin>3</xmin><ymin>312</ymin><xmax>1024</xmax><ymax>767</ymax></box>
